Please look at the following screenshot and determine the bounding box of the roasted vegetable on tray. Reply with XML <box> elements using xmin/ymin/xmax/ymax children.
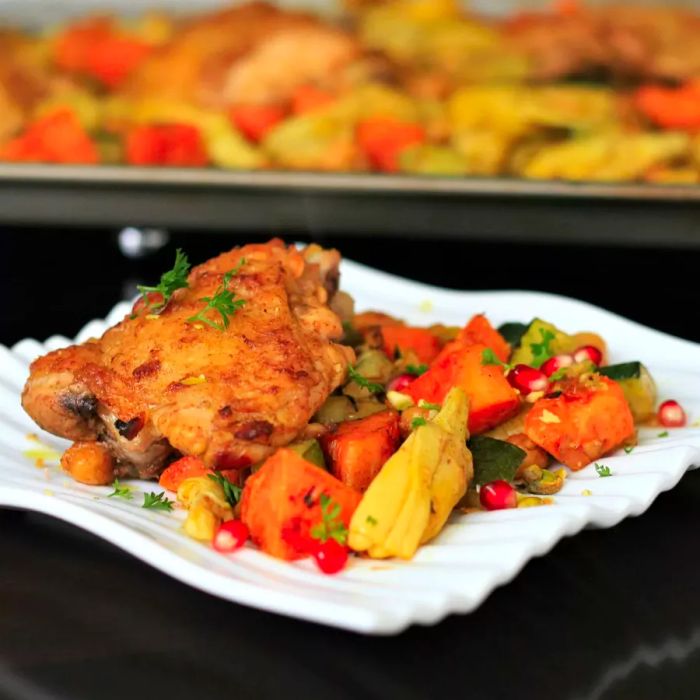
<box><xmin>21</xmin><ymin>239</ymin><xmax>688</xmax><ymax>575</ymax></box>
<box><xmin>2</xmin><ymin>1</ymin><xmax>700</xmax><ymax>184</ymax></box>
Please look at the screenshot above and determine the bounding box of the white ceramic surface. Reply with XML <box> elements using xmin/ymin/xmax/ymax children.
<box><xmin>1</xmin><ymin>260</ymin><xmax>700</xmax><ymax>634</ymax></box>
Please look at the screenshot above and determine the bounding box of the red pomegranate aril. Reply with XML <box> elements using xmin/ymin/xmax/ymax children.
<box><xmin>212</xmin><ymin>520</ymin><xmax>249</xmax><ymax>553</ymax></box>
<box><xmin>507</xmin><ymin>364</ymin><xmax>549</xmax><ymax>395</ymax></box>
<box><xmin>658</xmin><ymin>399</ymin><xmax>687</xmax><ymax>428</ymax></box>
<box><xmin>572</xmin><ymin>345</ymin><xmax>603</xmax><ymax>366</ymax></box>
<box><xmin>480</xmin><ymin>480</ymin><xmax>518</xmax><ymax>511</ymax></box>
<box><xmin>313</xmin><ymin>538</ymin><xmax>349</xmax><ymax>574</ymax></box>
<box><xmin>541</xmin><ymin>354</ymin><xmax>574</xmax><ymax>377</ymax></box>
<box><xmin>387</xmin><ymin>373</ymin><xmax>415</xmax><ymax>393</ymax></box>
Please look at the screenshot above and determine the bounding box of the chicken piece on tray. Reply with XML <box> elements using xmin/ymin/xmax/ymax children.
<box><xmin>122</xmin><ymin>1</ymin><xmax>362</xmax><ymax>108</ymax></box>
<box><xmin>22</xmin><ymin>239</ymin><xmax>354</xmax><ymax>484</ymax></box>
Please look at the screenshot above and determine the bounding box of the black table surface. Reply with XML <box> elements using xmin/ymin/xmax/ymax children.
<box><xmin>1</xmin><ymin>228</ymin><xmax>699</xmax><ymax>700</ymax></box>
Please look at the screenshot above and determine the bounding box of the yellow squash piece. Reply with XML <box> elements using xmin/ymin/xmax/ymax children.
<box><xmin>177</xmin><ymin>475</ymin><xmax>234</xmax><ymax>541</ymax></box>
<box><xmin>348</xmin><ymin>387</ymin><xmax>473</xmax><ymax>559</ymax></box>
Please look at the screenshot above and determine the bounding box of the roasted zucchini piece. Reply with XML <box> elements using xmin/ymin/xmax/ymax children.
<box><xmin>599</xmin><ymin>362</ymin><xmax>657</xmax><ymax>422</ymax></box>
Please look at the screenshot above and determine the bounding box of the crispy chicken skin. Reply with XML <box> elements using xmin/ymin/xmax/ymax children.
<box><xmin>22</xmin><ymin>239</ymin><xmax>354</xmax><ymax>484</ymax></box>
<box><xmin>122</xmin><ymin>2</ymin><xmax>360</xmax><ymax>108</ymax></box>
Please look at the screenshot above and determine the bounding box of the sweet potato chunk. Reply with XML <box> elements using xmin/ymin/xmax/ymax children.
<box><xmin>406</xmin><ymin>343</ymin><xmax>520</xmax><ymax>434</ymax></box>
<box><xmin>524</xmin><ymin>374</ymin><xmax>634</xmax><ymax>470</ymax></box>
<box><xmin>457</xmin><ymin>314</ymin><xmax>511</xmax><ymax>363</ymax></box>
<box><xmin>240</xmin><ymin>448</ymin><xmax>361</xmax><ymax>560</ymax></box>
<box><xmin>320</xmin><ymin>410</ymin><xmax>400</xmax><ymax>491</ymax></box>
<box><xmin>380</xmin><ymin>325</ymin><xmax>442</xmax><ymax>363</ymax></box>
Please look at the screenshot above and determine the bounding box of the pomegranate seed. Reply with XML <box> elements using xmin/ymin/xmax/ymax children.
<box><xmin>480</xmin><ymin>480</ymin><xmax>518</xmax><ymax>511</ymax></box>
<box><xmin>212</xmin><ymin>520</ymin><xmax>249</xmax><ymax>553</ymax></box>
<box><xmin>387</xmin><ymin>373</ymin><xmax>415</xmax><ymax>393</ymax></box>
<box><xmin>541</xmin><ymin>354</ymin><xmax>574</xmax><ymax>377</ymax></box>
<box><xmin>658</xmin><ymin>399</ymin><xmax>687</xmax><ymax>428</ymax></box>
<box><xmin>572</xmin><ymin>345</ymin><xmax>603</xmax><ymax>366</ymax></box>
<box><xmin>507</xmin><ymin>364</ymin><xmax>549</xmax><ymax>395</ymax></box>
<box><xmin>313</xmin><ymin>538</ymin><xmax>349</xmax><ymax>574</ymax></box>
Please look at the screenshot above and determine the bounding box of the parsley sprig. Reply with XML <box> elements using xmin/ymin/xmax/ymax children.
<box><xmin>310</xmin><ymin>494</ymin><xmax>348</xmax><ymax>545</ymax></box>
<box><xmin>623</xmin><ymin>446</ymin><xmax>635</xmax><ymax>454</ymax></box>
<box><xmin>208</xmin><ymin>472</ymin><xmax>242</xmax><ymax>507</ymax></box>
<box><xmin>595</xmin><ymin>463</ymin><xmax>612</xmax><ymax>478</ymax></box>
<box><xmin>136</xmin><ymin>249</ymin><xmax>190</xmax><ymax>314</ymax></box>
<box><xmin>406</xmin><ymin>363</ymin><xmax>428</xmax><ymax>376</ymax></box>
<box><xmin>411</xmin><ymin>416</ymin><xmax>427</xmax><ymax>430</ymax></box>
<box><xmin>530</xmin><ymin>329</ymin><xmax>556</xmax><ymax>368</ymax></box>
<box><xmin>142</xmin><ymin>492</ymin><xmax>175</xmax><ymax>512</ymax></box>
<box><xmin>481</xmin><ymin>348</ymin><xmax>513</xmax><ymax>371</ymax></box>
<box><xmin>107</xmin><ymin>479</ymin><xmax>133</xmax><ymax>500</ymax></box>
<box><xmin>347</xmin><ymin>365</ymin><xmax>384</xmax><ymax>394</ymax></box>
<box><xmin>187</xmin><ymin>259</ymin><xmax>246</xmax><ymax>331</ymax></box>
<box><xmin>657</xmin><ymin>431</ymin><xmax>669</xmax><ymax>438</ymax></box>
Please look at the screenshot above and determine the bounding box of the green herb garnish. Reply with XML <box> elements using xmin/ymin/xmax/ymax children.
<box><xmin>549</xmin><ymin>368</ymin><xmax>568</xmax><ymax>382</ymax></box>
<box><xmin>623</xmin><ymin>446</ymin><xmax>635</xmax><ymax>454</ymax></box>
<box><xmin>406</xmin><ymin>363</ymin><xmax>428</xmax><ymax>376</ymax></box>
<box><xmin>595</xmin><ymin>463</ymin><xmax>612</xmax><ymax>477</ymax></box>
<box><xmin>418</xmin><ymin>400</ymin><xmax>441</xmax><ymax>411</ymax></box>
<box><xmin>366</xmin><ymin>515</ymin><xmax>378</xmax><ymax>526</ymax></box>
<box><xmin>530</xmin><ymin>329</ymin><xmax>556</xmax><ymax>368</ymax></box>
<box><xmin>481</xmin><ymin>348</ymin><xmax>508</xmax><ymax>368</ymax></box>
<box><xmin>107</xmin><ymin>479</ymin><xmax>133</xmax><ymax>500</ymax></box>
<box><xmin>310</xmin><ymin>494</ymin><xmax>348</xmax><ymax>545</ymax></box>
<box><xmin>411</xmin><ymin>417</ymin><xmax>427</xmax><ymax>430</ymax></box>
<box><xmin>469</xmin><ymin>435</ymin><xmax>526</xmax><ymax>486</ymax></box>
<box><xmin>142</xmin><ymin>492</ymin><xmax>175</xmax><ymax>512</ymax></box>
<box><xmin>657</xmin><ymin>431</ymin><xmax>669</xmax><ymax>438</ymax></box>
<box><xmin>135</xmin><ymin>248</ymin><xmax>190</xmax><ymax>314</ymax></box>
<box><xmin>187</xmin><ymin>258</ymin><xmax>246</xmax><ymax>331</ymax></box>
<box><xmin>208</xmin><ymin>472</ymin><xmax>242</xmax><ymax>507</ymax></box>
<box><xmin>347</xmin><ymin>365</ymin><xmax>384</xmax><ymax>394</ymax></box>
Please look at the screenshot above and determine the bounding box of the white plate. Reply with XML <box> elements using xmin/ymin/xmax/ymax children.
<box><xmin>2</xmin><ymin>260</ymin><xmax>700</xmax><ymax>634</ymax></box>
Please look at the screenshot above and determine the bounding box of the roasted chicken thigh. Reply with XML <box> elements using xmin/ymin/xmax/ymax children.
<box><xmin>22</xmin><ymin>239</ymin><xmax>354</xmax><ymax>484</ymax></box>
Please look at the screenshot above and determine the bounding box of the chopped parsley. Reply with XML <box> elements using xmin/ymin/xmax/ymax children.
<box><xmin>595</xmin><ymin>463</ymin><xmax>612</xmax><ymax>478</ymax></box>
<box><xmin>418</xmin><ymin>400</ymin><xmax>441</xmax><ymax>411</ymax></box>
<box><xmin>406</xmin><ymin>363</ymin><xmax>428</xmax><ymax>376</ymax></box>
<box><xmin>411</xmin><ymin>417</ymin><xmax>427</xmax><ymax>430</ymax></box>
<box><xmin>347</xmin><ymin>365</ymin><xmax>384</xmax><ymax>394</ymax></box>
<box><xmin>530</xmin><ymin>329</ymin><xmax>556</xmax><ymax>368</ymax></box>
<box><xmin>481</xmin><ymin>348</ymin><xmax>507</xmax><ymax>368</ymax></box>
<box><xmin>208</xmin><ymin>472</ymin><xmax>242</xmax><ymax>507</ymax></box>
<box><xmin>623</xmin><ymin>446</ymin><xmax>635</xmax><ymax>454</ymax></box>
<box><xmin>549</xmin><ymin>368</ymin><xmax>568</xmax><ymax>382</ymax></box>
<box><xmin>310</xmin><ymin>494</ymin><xmax>348</xmax><ymax>545</ymax></box>
<box><xmin>657</xmin><ymin>431</ymin><xmax>669</xmax><ymax>438</ymax></box>
<box><xmin>107</xmin><ymin>479</ymin><xmax>133</xmax><ymax>500</ymax></box>
<box><xmin>135</xmin><ymin>248</ymin><xmax>190</xmax><ymax>314</ymax></box>
<box><xmin>187</xmin><ymin>258</ymin><xmax>246</xmax><ymax>331</ymax></box>
<box><xmin>366</xmin><ymin>515</ymin><xmax>378</xmax><ymax>526</ymax></box>
<box><xmin>142</xmin><ymin>491</ymin><xmax>175</xmax><ymax>512</ymax></box>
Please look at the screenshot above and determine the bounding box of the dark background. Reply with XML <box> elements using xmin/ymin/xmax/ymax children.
<box><xmin>1</xmin><ymin>227</ymin><xmax>699</xmax><ymax>700</ymax></box>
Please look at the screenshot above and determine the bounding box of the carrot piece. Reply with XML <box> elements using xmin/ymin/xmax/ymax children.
<box><xmin>1</xmin><ymin>108</ymin><xmax>98</xmax><ymax>164</ymax></box>
<box><xmin>159</xmin><ymin>455</ymin><xmax>209</xmax><ymax>492</ymax></box>
<box><xmin>54</xmin><ymin>18</ymin><xmax>152</xmax><ymax>89</ymax></box>
<box><xmin>320</xmin><ymin>410</ymin><xmax>401</xmax><ymax>492</ymax></box>
<box><xmin>125</xmin><ymin>124</ymin><xmax>208</xmax><ymax>167</ymax></box>
<box><xmin>635</xmin><ymin>81</ymin><xmax>700</xmax><ymax>131</ymax></box>
<box><xmin>356</xmin><ymin>117</ymin><xmax>426</xmax><ymax>172</ymax></box>
<box><xmin>457</xmin><ymin>314</ymin><xmax>511</xmax><ymax>363</ymax></box>
<box><xmin>380</xmin><ymin>325</ymin><xmax>442</xmax><ymax>363</ymax></box>
<box><xmin>524</xmin><ymin>375</ymin><xmax>634</xmax><ymax>470</ymax></box>
<box><xmin>291</xmin><ymin>84</ymin><xmax>336</xmax><ymax>115</ymax></box>
<box><xmin>406</xmin><ymin>343</ymin><xmax>520</xmax><ymax>434</ymax></box>
<box><xmin>229</xmin><ymin>104</ymin><xmax>287</xmax><ymax>143</ymax></box>
<box><xmin>240</xmin><ymin>448</ymin><xmax>361</xmax><ymax>560</ymax></box>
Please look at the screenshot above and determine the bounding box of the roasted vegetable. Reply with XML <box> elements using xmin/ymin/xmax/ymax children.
<box><xmin>159</xmin><ymin>455</ymin><xmax>209</xmax><ymax>491</ymax></box>
<box><xmin>380</xmin><ymin>325</ymin><xmax>442</xmax><ymax>363</ymax></box>
<box><xmin>497</xmin><ymin>321</ymin><xmax>529</xmax><ymax>348</ymax></box>
<box><xmin>240</xmin><ymin>448</ymin><xmax>361</xmax><ymax>560</ymax></box>
<box><xmin>320</xmin><ymin>410</ymin><xmax>401</xmax><ymax>491</ymax></box>
<box><xmin>406</xmin><ymin>342</ymin><xmax>521</xmax><ymax>434</ymax></box>
<box><xmin>525</xmin><ymin>374</ymin><xmax>635</xmax><ymax>470</ymax></box>
<box><xmin>510</xmin><ymin>318</ymin><xmax>567</xmax><ymax>368</ymax></box>
<box><xmin>178</xmin><ymin>475</ymin><xmax>234</xmax><ymax>541</ymax></box>
<box><xmin>599</xmin><ymin>362</ymin><xmax>657</xmax><ymax>422</ymax></box>
<box><xmin>356</xmin><ymin>116</ymin><xmax>426</xmax><ymax>172</ymax></box>
<box><xmin>288</xmin><ymin>439</ymin><xmax>326</xmax><ymax>469</ymax></box>
<box><xmin>456</xmin><ymin>314</ymin><xmax>511</xmax><ymax>363</ymax></box>
<box><xmin>348</xmin><ymin>387</ymin><xmax>473</xmax><ymax>559</ymax></box>
<box><xmin>315</xmin><ymin>395</ymin><xmax>356</xmax><ymax>425</ymax></box>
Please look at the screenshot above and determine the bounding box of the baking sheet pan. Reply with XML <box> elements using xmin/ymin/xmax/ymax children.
<box><xmin>1</xmin><ymin>165</ymin><xmax>699</xmax><ymax>247</ymax></box>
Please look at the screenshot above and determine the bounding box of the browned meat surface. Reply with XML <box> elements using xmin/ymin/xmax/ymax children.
<box><xmin>122</xmin><ymin>1</ymin><xmax>361</xmax><ymax>107</ymax></box>
<box><xmin>22</xmin><ymin>239</ymin><xmax>354</xmax><ymax>483</ymax></box>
